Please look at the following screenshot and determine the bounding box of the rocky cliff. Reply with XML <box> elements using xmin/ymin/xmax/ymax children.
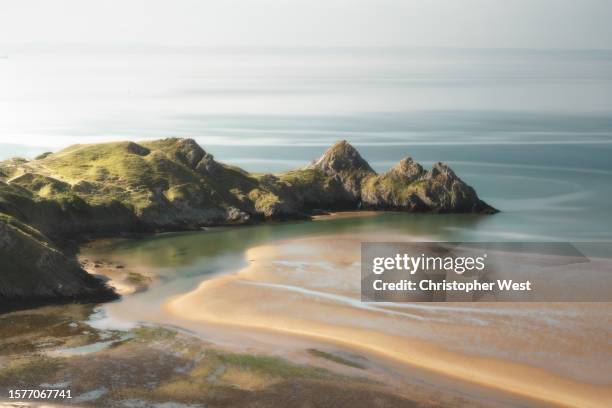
<box><xmin>0</xmin><ymin>138</ymin><xmax>496</xmax><ymax>310</ymax></box>
<box><xmin>0</xmin><ymin>214</ymin><xmax>117</xmax><ymax>312</ymax></box>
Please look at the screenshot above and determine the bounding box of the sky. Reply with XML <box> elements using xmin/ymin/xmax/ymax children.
<box><xmin>2</xmin><ymin>0</ymin><xmax>612</xmax><ymax>153</ymax></box>
<box><xmin>1</xmin><ymin>0</ymin><xmax>612</xmax><ymax>50</ymax></box>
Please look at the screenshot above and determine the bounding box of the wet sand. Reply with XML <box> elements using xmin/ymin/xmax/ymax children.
<box><xmin>311</xmin><ymin>210</ymin><xmax>383</xmax><ymax>221</ymax></box>
<box><xmin>166</xmin><ymin>233</ymin><xmax>612</xmax><ymax>408</ymax></box>
<box><xmin>80</xmin><ymin>258</ymin><xmax>153</xmax><ymax>296</ymax></box>
<box><xmin>2</xmin><ymin>306</ymin><xmax>428</xmax><ymax>408</ymax></box>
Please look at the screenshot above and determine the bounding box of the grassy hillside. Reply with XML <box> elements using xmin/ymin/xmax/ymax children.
<box><xmin>0</xmin><ymin>138</ymin><xmax>495</xmax><ymax>311</ymax></box>
<box><xmin>1</xmin><ymin>138</ymin><xmax>495</xmax><ymax>232</ymax></box>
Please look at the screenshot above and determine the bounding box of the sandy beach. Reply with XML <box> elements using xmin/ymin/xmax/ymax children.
<box><xmin>166</xmin><ymin>233</ymin><xmax>612</xmax><ymax>408</ymax></box>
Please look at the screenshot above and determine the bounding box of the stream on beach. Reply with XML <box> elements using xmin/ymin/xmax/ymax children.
<box><xmin>71</xmin><ymin>140</ymin><xmax>612</xmax><ymax>406</ymax></box>
<box><xmin>77</xmin><ymin>210</ymin><xmax>612</xmax><ymax>407</ymax></box>
<box><xmin>3</xmin><ymin>44</ymin><xmax>612</xmax><ymax>408</ymax></box>
<box><xmin>1</xmin><ymin>144</ymin><xmax>611</xmax><ymax>406</ymax></box>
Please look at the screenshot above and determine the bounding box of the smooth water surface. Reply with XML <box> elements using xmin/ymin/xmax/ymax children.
<box><xmin>2</xmin><ymin>47</ymin><xmax>611</xmax><ymax>240</ymax></box>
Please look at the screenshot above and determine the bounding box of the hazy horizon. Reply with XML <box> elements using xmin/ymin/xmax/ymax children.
<box><xmin>2</xmin><ymin>1</ymin><xmax>612</xmax><ymax>163</ymax></box>
<box><xmin>2</xmin><ymin>47</ymin><xmax>612</xmax><ymax>157</ymax></box>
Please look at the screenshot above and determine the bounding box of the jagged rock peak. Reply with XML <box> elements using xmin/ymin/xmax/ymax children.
<box><xmin>388</xmin><ymin>157</ymin><xmax>425</xmax><ymax>182</ymax></box>
<box><xmin>310</xmin><ymin>140</ymin><xmax>374</xmax><ymax>174</ymax></box>
<box><xmin>425</xmin><ymin>162</ymin><xmax>458</xmax><ymax>180</ymax></box>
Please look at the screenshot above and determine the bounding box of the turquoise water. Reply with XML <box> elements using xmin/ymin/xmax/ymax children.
<box><xmin>82</xmin><ymin>213</ymin><xmax>492</xmax><ymax>322</ymax></box>
<box><xmin>57</xmin><ymin>47</ymin><xmax>612</xmax><ymax>337</ymax></box>
<box><xmin>81</xmin><ymin>138</ymin><xmax>612</xmax><ymax>314</ymax></box>
<box><xmin>2</xmin><ymin>47</ymin><xmax>611</xmax><ymax>240</ymax></box>
<box><xmin>208</xmin><ymin>142</ymin><xmax>612</xmax><ymax>241</ymax></box>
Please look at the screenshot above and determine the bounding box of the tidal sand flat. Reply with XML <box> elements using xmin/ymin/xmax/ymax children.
<box><xmin>4</xmin><ymin>3</ymin><xmax>612</xmax><ymax>406</ymax></box>
<box><xmin>0</xmin><ymin>305</ymin><xmax>429</xmax><ymax>408</ymax></box>
<box><xmin>167</xmin><ymin>233</ymin><xmax>612</xmax><ymax>408</ymax></box>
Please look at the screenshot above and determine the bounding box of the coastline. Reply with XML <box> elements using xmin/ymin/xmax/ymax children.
<box><xmin>165</xmin><ymin>233</ymin><xmax>612</xmax><ymax>408</ymax></box>
<box><xmin>1</xmin><ymin>138</ymin><xmax>497</xmax><ymax>312</ymax></box>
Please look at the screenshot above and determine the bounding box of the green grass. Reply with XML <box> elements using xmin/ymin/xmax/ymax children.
<box><xmin>248</xmin><ymin>189</ymin><xmax>281</xmax><ymax>214</ymax></box>
<box><xmin>362</xmin><ymin>174</ymin><xmax>424</xmax><ymax>201</ymax></box>
<box><xmin>39</xmin><ymin>141</ymin><xmax>213</xmax><ymax>209</ymax></box>
<box><xmin>217</xmin><ymin>352</ymin><xmax>329</xmax><ymax>379</ymax></box>
<box><xmin>1</xmin><ymin>138</ymin><xmax>451</xmax><ymax>237</ymax></box>
<box><xmin>0</xmin><ymin>356</ymin><xmax>64</xmax><ymax>386</ymax></box>
<box><xmin>278</xmin><ymin>168</ymin><xmax>324</xmax><ymax>186</ymax></box>
<box><xmin>132</xmin><ymin>326</ymin><xmax>178</xmax><ymax>342</ymax></box>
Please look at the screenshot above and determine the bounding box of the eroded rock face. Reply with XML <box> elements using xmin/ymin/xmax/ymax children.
<box><xmin>360</xmin><ymin>158</ymin><xmax>496</xmax><ymax>213</ymax></box>
<box><xmin>125</xmin><ymin>142</ymin><xmax>150</xmax><ymax>156</ymax></box>
<box><xmin>0</xmin><ymin>138</ymin><xmax>496</xmax><ymax>232</ymax></box>
<box><xmin>174</xmin><ymin>138</ymin><xmax>206</xmax><ymax>169</ymax></box>
<box><xmin>195</xmin><ymin>153</ymin><xmax>223</xmax><ymax>176</ymax></box>
<box><xmin>309</xmin><ymin>140</ymin><xmax>375</xmax><ymax>175</ymax></box>
<box><xmin>303</xmin><ymin>141</ymin><xmax>495</xmax><ymax>214</ymax></box>
<box><xmin>0</xmin><ymin>137</ymin><xmax>497</xmax><ymax>310</ymax></box>
<box><xmin>388</xmin><ymin>157</ymin><xmax>425</xmax><ymax>183</ymax></box>
<box><xmin>225</xmin><ymin>206</ymin><xmax>251</xmax><ymax>224</ymax></box>
<box><xmin>417</xmin><ymin>163</ymin><xmax>496</xmax><ymax>213</ymax></box>
<box><xmin>0</xmin><ymin>215</ymin><xmax>118</xmax><ymax>312</ymax></box>
<box><xmin>308</xmin><ymin>140</ymin><xmax>376</xmax><ymax>203</ymax></box>
<box><xmin>360</xmin><ymin>177</ymin><xmax>429</xmax><ymax>211</ymax></box>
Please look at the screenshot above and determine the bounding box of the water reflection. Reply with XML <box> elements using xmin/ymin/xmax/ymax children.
<box><xmin>84</xmin><ymin>213</ymin><xmax>487</xmax><ymax>271</ymax></box>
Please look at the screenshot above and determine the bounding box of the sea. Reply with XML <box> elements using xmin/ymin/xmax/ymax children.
<box><xmin>4</xmin><ymin>47</ymin><xmax>612</xmax><ymax>392</ymax></box>
<box><xmin>1</xmin><ymin>45</ymin><xmax>612</xmax><ymax>241</ymax></box>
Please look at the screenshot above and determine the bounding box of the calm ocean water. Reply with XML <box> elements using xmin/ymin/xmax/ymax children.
<box><xmin>2</xmin><ymin>46</ymin><xmax>612</xmax><ymax>240</ymax></box>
